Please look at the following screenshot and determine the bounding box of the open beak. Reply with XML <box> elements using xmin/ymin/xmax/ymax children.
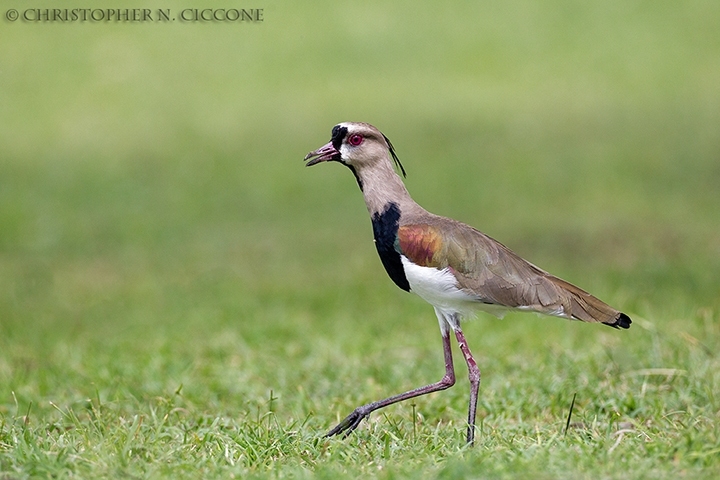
<box><xmin>304</xmin><ymin>141</ymin><xmax>340</xmax><ymax>166</ymax></box>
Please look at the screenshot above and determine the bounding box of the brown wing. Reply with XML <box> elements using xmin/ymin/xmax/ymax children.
<box><xmin>398</xmin><ymin>219</ymin><xmax>630</xmax><ymax>328</ymax></box>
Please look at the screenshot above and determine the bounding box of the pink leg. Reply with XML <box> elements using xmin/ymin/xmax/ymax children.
<box><xmin>453</xmin><ymin>326</ymin><xmax>481</xmax><ymax>445</ymax></box>
<box><xmin>327</xmin><ymin>328</ymin><xmax>456</xmax><ymax>438</ymax></box>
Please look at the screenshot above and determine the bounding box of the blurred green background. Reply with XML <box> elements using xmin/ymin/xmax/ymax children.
<box><xmin>1</xmin><ymin>0</ymin><xmax>719</xmax><ymax>476</ymax></box>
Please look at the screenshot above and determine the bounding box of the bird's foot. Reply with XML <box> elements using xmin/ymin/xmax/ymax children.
<box><xmin>466</xmin><ymin>425</ymin><xmax>475</xmax><ymax>446</ymax></box>
<box><xmin>326</xmin><ymin>406</ymin><xmax>371</xmax><ymax>438</ymax></box>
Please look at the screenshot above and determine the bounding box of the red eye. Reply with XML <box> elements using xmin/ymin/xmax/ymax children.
<box><xmin>348</xmin><ymin>134</ymin><xmax>363</xmax><ymax>146</ymax></box>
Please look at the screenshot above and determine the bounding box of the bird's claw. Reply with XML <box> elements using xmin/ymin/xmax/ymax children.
<box><xmin>326</xmin><ymin>407</ymin><xmax>370</xmax><ymax>438</ymax></box>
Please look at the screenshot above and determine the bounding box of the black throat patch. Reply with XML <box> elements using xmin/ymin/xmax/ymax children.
<box><xmin>371</xmin><ymin>202</ymin><xmax>410</xmax><ymax>292</ymax></box>
<box><xmin>330</xmin><ymin>125</ymin><xmax>363</xmax><ymax>190</ymax></box>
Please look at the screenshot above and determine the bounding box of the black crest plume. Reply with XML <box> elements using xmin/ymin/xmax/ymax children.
<box><xmin>383</xmin><ymin>134</ymin><xmax>406</xmax><ymax>178</ymax></box>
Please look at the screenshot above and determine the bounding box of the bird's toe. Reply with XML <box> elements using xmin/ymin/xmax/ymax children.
<box><xmin>326</xmin><ymin>407</ymin><xmax>370</xmax><ymax>438</ymax></box>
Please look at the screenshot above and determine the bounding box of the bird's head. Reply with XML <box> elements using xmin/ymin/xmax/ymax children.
<box><xmin>304</xmin><ymin>122</ymin><xmax>406</xmax><ymax>177</ymax></box>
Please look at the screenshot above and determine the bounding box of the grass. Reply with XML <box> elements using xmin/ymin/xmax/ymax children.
<box><xmin>1</xmin><ymin>0</ymin><xmax>719</xmax><ymax>477</ymax></box>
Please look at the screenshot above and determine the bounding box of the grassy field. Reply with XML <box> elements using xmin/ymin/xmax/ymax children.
<box><xmin>1</xmin><ymin>0</ymin><xmax>719</xmax><ymax>478</ymax></box>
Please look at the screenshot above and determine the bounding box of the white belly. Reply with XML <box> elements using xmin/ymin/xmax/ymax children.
<box><xmin>400</xmin><ymin>255</ymin><xmax>532</xmax><ymax>322</ymax></box>
<box><xmin>400</xmin><ymin>256</ymin><xmax>479</xmax><ymax>317</ymax></box>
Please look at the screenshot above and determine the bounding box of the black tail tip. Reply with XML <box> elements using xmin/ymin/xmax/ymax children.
<box><xmin>608</xmin><ymin>312</ymin><xmax>632</xmax><ymax>329</ymax></box>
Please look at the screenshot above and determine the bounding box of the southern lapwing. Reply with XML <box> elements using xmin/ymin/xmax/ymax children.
<box><xmin>304</xmin><ymin>122</ymin><xmax>631</xmax><ymax>445</ymax></box>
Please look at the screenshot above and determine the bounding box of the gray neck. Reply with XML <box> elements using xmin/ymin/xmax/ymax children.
<box><xmin>355</xmin><ymin>160</ymin><xmax>422</xmax><ymax>217</ymax></box>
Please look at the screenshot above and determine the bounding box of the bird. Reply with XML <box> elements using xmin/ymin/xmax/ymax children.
<box><xmin>304</xmin><ymin>122</ymin><xmax>631</xmax><ymax>445</ymax></box>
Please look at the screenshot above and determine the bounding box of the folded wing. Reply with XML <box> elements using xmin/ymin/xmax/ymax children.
<box><xmin>397</xmin><ymin>220</ymin><xmax>630</xmax><ymax>329</ymax></box>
